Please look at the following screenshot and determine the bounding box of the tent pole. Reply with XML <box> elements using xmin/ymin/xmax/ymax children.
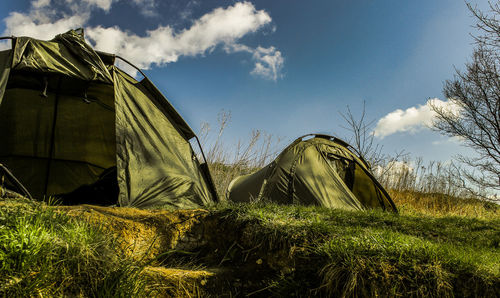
<box><xmin>115</xmin><ymin>56</ymin><xmax>147</xmax><ymax>78</ymax></box>
<box><xmin>0</xmin><ymin>163</ymin><xmax>33</xmax><ymax>200</ymax></box>
<box><xmin>296</xmin><ymin>133</ymin><xmax>397</xmax><ymax>212</ymax></box>
<box><xmin>350</xmin><ymin>157</ymin><xmax>398</xmax><ymax>213</ymax></box>
<box><xmin>194</xmin><ymin>135</ymin><xmax>219</xmax><ymax>202</ymax></box>
<box><xmin>115</xmin><ymin>55</ymin><xmax>219</xmax><ymax>202</ymax></box>
<box><xmin>0</xmin><ymin>36</ymin><xmax>14</xmax><ymax>49</ymax></box>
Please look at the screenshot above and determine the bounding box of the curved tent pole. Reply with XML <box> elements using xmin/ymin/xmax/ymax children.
<box><xmin>115</xmin><ymin>55</ymin><xmax>147</xmax><ymax>78</ymax></box>
<box><xmin>0</xmin><ymin>37</ymin><xmax>28</xmax><ymax>198</ymax></box>
<box><xmin>193</xmin><ymin>136</ymin><xmax>209</xmax><ymax>167</ymax></box>
<box><xmin>0</xmin><ymin>164</ymin><xmax>33</xmax><ymax>200</ymax></box>
<box><xmin>194</xmin><ymin>135</ymin><xmax>219</xmax><ymax>202</ymax></box>
<box><xmin>115</xmin><ymin>55</ymin><xmax>219</xmax><ymax>202</ymax></box>
<box><xmin>295</xmin><ymin>133</ymin><xmax>371</xmax><ymax>168</ymax></box>
<box><xmin>1</xmin><ymin>34</ymin><xmax>219</xmax><ymax>202</ymax></box>
<box><xmin>297</xmin><ymin>133</ymin><xmax>350</xmax><ymax>147</ymax></box>
<box><xmin>0</xmin><ymin>36</ymin><xmax>14</xmax><ymax>49</ymax></box>
<box><xmin>349</xmin><ymin>158</ymin><xmax>398</xmax><ymax>213</ymax></box>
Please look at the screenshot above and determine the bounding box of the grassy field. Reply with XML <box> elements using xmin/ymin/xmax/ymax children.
<box><xmin>200</xmin><ymin>199</ymin><xmax>499</xmax><ymax>296</ymax></box>
<box><xmin>0</xmin><ymin>190</ymin><xmax>498</xmax><ymax>297</ymax></box>
<box><xmin>390</xmin><ymin>189</ymin><xmax>499</xmax><ymax>218</ymax></box>
<box><xmin>1</xmin><ymin>119</ymin><xmax>499</xmax><ymax>295</ymax></box>
<box><xmin>0</xmin><ymin>198</ymin><xmax>148</xmax><ymax>297</ymax></box>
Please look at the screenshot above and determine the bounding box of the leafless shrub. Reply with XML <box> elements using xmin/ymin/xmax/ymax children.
<box><xmin>430</xmin><ymin>2</ymin><xmax>500</xmax><ymax>195</ymax></box>
<box><xmin>199</xmin><ymin>110</ymin><xmax>282</xmax><ymax>197</ymax></box>
<box><xmin>375</xmin><ymin>156</ymin><xmax>495</xmax><ymax>200</ymax></box>
<box><xmin>339</xmin><ymin>103</ymin><xmax>406</xmax><ymax>180</ymax></box>
<box><xmin>339</xmin><ymin>102</ymin><xmax>496</xmax><ymax>201</ymax></box>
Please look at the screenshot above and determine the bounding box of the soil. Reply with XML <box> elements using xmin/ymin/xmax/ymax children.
<box><xmin>58</xmin><ymin>204</ymin><xmax>310</xmax><ymax>297</ymax></box>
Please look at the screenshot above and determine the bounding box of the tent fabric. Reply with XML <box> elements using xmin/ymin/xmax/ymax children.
<box><xmin>12</xmin><ymin>32</ymin><xmax>112</xmax><ymax>84</ymax></box>
<box><xmin>0</xmin><ymin>29</ymin><xmax>217</xmax><ymax>208</ymax></box>
<box><xmin>0</xmin><ymin>80</ymin><xmax>116</xmax><ymax>197</ymax></box>
<box><xmin>228</xmin><ymin>135</ymin><xmax>397</xmax><ymax>212</ymax></box>
<box><xmin>0</xmin><ymin>50</ymin><xmax>11</xmax><ymax>106</ymax></box>
<box><xmin>114</xmin><ymin>68</ymin><xmax>213</xmax><ymax>208</ymax></box>
<box><xmin>139</xmin><ymin>77</ymin><xmax>195</xmax><ymax>140</ymax></box>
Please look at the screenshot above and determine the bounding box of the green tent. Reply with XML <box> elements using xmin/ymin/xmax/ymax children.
<box><xmin>227</xmin><ymin>134</ymin><xmax>397</xmax><ymax>212</ymax></box>
<box><xmin>0</xmin><ymin>29</ymin><xmax>217</xmax><ymax>209</ymax></box>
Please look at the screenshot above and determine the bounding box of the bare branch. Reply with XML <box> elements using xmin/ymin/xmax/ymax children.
<box><xmin>431</xmin><ymin>3</ymin><xmax>500</xmax><ymax>192</ymax></box>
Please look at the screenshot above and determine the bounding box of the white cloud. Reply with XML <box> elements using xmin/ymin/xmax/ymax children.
<box><xmin>3</xmin><ymin>12</ymin><xmax>87</xmax><ymax>40</ymax></box>
<box><xmin>179</xmin><ymin>0</ymin><xmax>200</xmax><ymax>20</ymax></box>
<box><xmin>78</xmin><ymin>0</ymin><xmax>115</xmax><ymax>12</ymax></box>
<box><xmin>32</xmin><ymin>0</ymin><xmax>51</xmax><ymax>9</ymax></box>
<box><xmin>250</xmin><ymin>46</ymin><xmax>283</xmax><ymax>81</ymax></box>
<box><xmin>86</xmin><ymin>2</ymin><xmax>276</xmax><ymax>77</ymax></box>
<box><xmin>131</xmin><ymin>0</ymin><xmax>158</xmax><ymax>17</ymax></box>
<box><xmin>225</xmin><ymin>44</ymin><xmax>284</xmax><ymax>81</ymax></box>
<box><xmin>0</xmin><ymin>1</ymin><xmax>283</xmax><ymax>80</ymax></box>
<box><xmin>0</xmin><ymin>41</ymin><xmax>10</xmax><ymax>51</ymax></box>
<box><xmin>374</xmin><ymin>98</ymin><xmax>461</xmax><ymax>138</ymax></box>
<box><xmin>431</xmin><ymin>136</ymin><xmax>464</xmax><ymax>145</ymax></box>
<box><xmin>75</xmin><ymin>0</ymin><xmax>155</xmax><ymax>15</ymax></box>
<box><xmin>374</xmin><ymin>160</ymin><xmax>413</xmax><ymax>179</ymax></box>
<box><xmin>1</xmin><ymin>0</ymin><xmax>95</xmax><ymax>39</ymax></box>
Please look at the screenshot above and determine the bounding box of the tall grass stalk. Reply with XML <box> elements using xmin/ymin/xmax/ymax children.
<box><xmin>199</xmin><ymin>110</ymin><xmax>282</xmax><ymax>197</ymax></box>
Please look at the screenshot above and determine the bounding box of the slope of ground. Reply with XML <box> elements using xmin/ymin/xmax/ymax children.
<box><xmin>0</xmin><ymin>195</ymin><xmax>499</xmax><ymax>297</ymax></box>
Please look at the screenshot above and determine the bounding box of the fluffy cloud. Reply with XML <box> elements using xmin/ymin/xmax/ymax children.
<box><xmin>87</xmin><ymin>2</ymin><xmax>271</xmax><ymax>67</ymax></box>
<box><xmin>374</xmin><ymin>98</ymin><xmax>461</xmax><ymax>138</ymax></box>
<box><xmin>74</xmin><ymin>0</ymin><xmax>156</xmax><ymax>15</ymax></box>
<box><xmin>250</xmin><ymin>46</ymin><xmax>283</xmax><ymax>81</ymax></box>
<box><xmin>431</xmin><ymin>136</ymin><xmax>464</xmax><ymax>145</ymax></box>
<box><xmin>75</xmin><ymin>0</ymin><xmax>115</xmax><ymax>12</ymax></box>
<box><xmin>373</xmin><ymin>160</ymin><xmax>413</xmax><ymax>180</ymax></box>
<box><xmin>0</xmin><ymin>41</ymin><xmax>10</xmax><ymax>51</ymax></box>
<box><xmin>2</xmin><ymin>12</ymin><xmax>87</xmax><ymax>40</ymax></box>
<box><xmin>225</xmin><ymin>44</ymin><xmax>283</xmax><ymax>81</ymax></box>
<box><xmin>32</xmin><ymin>0</ymin><xmax>51</xmax><ymax>9</ymax></box>
<box><xmin>0</xmin><ymin>1</ymin><xmax>283</xmax><ymax>80</ymax></box>
<box><xmin>131</xmin><ymin>0</ymin><xmax>158</xmax><ymax>17</ymax></box>
<box><xmin>1</xmin><ymin>0</ymin><xmax>96</xmax><ymax>40</ymax></box>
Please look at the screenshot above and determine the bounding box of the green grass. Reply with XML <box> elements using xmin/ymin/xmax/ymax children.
<box><xmin>204</xmin><ymin>201</ymin><xmax>500</xmax><ymax>297</ymax></box>
<box><xmin>1</xmin><ymin>195</ymin><xmax>498</xmax><ymax>297</ymax></box>
<box><xmin>390</xmin><ymin>189</ymin><xmax>499</xmax><ymax>219</ymax></box>
<box><xmin>0</xmin><ymin>197</ymin><xmax>148</xmax><ymax>297</ymax></box>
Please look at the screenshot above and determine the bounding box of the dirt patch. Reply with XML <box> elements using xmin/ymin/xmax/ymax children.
<box><xmin>60</xmin><ymin>205</ymin><xmax>210</xmax><ymax>262</ymax></box>
<box><xmin>142</xmin><ymin>266</ymin><xmax>215</xmax><ymax>297</ymax></box>
<box><xmin>56</xmin><ymin>205</ymin><xmax>316</xmax><ymax>296</ymax></box>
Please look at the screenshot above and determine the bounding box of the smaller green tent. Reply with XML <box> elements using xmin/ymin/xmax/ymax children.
<box><xmin>227</xmin><ymin>134</ymin><xmax>397</xmax><ymax>212</ymax></box>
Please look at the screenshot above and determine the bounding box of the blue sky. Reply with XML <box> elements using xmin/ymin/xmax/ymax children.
<box><xmin>0</xmin><ymin>0</ymin><xmax>489</xmax><ymax>163</ymax></box>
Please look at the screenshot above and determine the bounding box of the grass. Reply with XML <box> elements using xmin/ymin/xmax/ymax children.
<box><xmin>203</xmin><ymin>201</ymin><xmax>500</xmax><ymax>297</ymax></box>
<box><xmin>0</xmin><ymin>193</ymin><xmax>498</xmax><ymax>297</ymax></box>
<box><xmin>2</xmin><ymin>116</ymin><xmax>500</xmax><ymax>297</ymax></box>
<box><xmin>0</xmin><ymin>197</ymin><xmax>148</xmax><ymax>297</ymax></box>
<box><xmin>199</xmin><ymin>127</ymin><xmax>500</xmax><ymax>295</ymax></box>
<box><xmin>1</xmin><ymin>99</ymin><xmax>497</xmax><ymax>296</ymax></box>
<box><xmin>391</xmin><ymin>189</ymin><xmax>499</xmax><ymax>218</ymax></box>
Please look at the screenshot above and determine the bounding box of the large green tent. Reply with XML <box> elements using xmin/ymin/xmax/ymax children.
<box><xmin>227</xmin><ymin>134</ymin><xmax>397</xmax><ymax>212</ymax></box>
<box><xmin>0</xmin><ymin>29</ymin><xmax>217</xmax><ymax>209</ymax></box>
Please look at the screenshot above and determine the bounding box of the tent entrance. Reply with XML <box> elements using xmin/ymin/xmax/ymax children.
<box><xmin>324</xmin><ymin>152</ymin><xmax>355</xmax><ymax>190</ymax></box>
<box><xmin>0</xmin><ymin>70</ymin><xmax>117</xmax><ymax>202</ymax></box>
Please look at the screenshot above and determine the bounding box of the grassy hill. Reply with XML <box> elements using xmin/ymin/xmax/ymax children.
<box><xmin>0</xmin><ymin>191</ymin><xmax>498</xmax><ymax>297</ymax></box>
